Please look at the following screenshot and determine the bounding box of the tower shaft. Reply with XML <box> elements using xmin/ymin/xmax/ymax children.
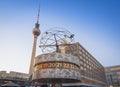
<box><xmin>29</xmin><ymin>35</ymin><xmax>38</xmax><ymax>75</ymax></box>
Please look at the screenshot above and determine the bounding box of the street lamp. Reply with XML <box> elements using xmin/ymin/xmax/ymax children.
<box><xmin>117</xmin><ymin>79</ymin><xmax>120</xmax><ymax>87</ymax></box>
<box><xmin>110</xmin><ymin>74</ymin><xmax>114</xmax><ymax>87</ymax></box>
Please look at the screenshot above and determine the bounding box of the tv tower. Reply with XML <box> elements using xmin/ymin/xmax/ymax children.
<box><xmin>29</xmin><ymin>6</ymin><xmax>41</xmax><ymax>75</ymax></box>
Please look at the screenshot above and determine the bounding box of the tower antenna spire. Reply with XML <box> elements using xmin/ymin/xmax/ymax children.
<box><xmin>35</xmin><ymin>3</ymin><xmax>40</xmax><ymax>29</ymax></box>
<box><xmin>37</xmin><ymin>3</ymin><xmax>40</xmax><ymax>24</ymax></box>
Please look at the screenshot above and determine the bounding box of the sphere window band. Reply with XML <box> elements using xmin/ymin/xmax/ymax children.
<box><xmin>35</xmin><ymin>62</ymin><xmax>80</xmax><ymax>70</ymax></box>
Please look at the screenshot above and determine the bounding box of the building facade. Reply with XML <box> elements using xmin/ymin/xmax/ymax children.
<box><xmin>0</xmin><ymin>71</ymin><xmax>30</xmax><ymax>86</ymax></box>
<box><xmin>60</xmin><ymin>42</ymin><xmax>106</xmax><ymax>87</ymax></box>
<box><xmin>105</xmin><ymin>65</ymin><xmax>120</xmax><ymax>87</ymax></box>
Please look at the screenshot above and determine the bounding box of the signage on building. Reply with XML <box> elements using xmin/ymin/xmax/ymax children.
<box><xmin>35</xmin><ymin>62</ymin><xmax>80</xmax><ymax>70</ymax></box>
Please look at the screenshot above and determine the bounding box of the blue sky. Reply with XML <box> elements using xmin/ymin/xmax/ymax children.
<box><xmin>0</xmin><ymin>0</ymin><xmax>120</xmax><ymax>73</ymax></box>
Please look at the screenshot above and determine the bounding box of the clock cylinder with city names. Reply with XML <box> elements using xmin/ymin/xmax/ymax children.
<box><xmin>32</xmin><ymin>52</ymin><xmax>81</xmax><ymax>83</ymax></box>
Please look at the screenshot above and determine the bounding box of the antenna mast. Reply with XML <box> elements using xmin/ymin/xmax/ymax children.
<box><xmin>37</xmin><ymin>3</ymin><xmax>40</xmax><ymax>24</ymax></box>
<box><xmin>35</xmin><ymin>3</ymin><xmax>40</xmax><ymax>29</ymax></box>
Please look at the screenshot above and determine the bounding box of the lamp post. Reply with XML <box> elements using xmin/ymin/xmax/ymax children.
<box><xmin>117</xmin><ymin>79</ymin><xmax>119</xmax><ymax>87</ymax></box>
<box><xmin>110</xmin><ymin>74</ymin><xmax>114</xmax><ymax>87</ymax></box>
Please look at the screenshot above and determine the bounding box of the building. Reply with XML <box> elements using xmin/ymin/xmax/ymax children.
<box><xmin>61</xmin><ymin>42</ymin><xmax>106</xmax><ymax>87</ymax></box>
<box><xmin>0</xmin><ymin>71</ymin><xmax>30</xmax><ymax>86</ymax></box>
<box><xmin>105</xmin><ymin>65</ymin><xmax>120</xmax><ymax>87</ymax></box>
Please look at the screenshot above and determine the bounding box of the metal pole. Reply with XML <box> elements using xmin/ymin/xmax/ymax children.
<box><xmin>53</xmin><ymin>34</ymin><xmax>59</xmax><ymax>52</ymax></box>
<box><xmin>117</xmin><ymin>79</ymin><xmax>119</xmax><ymax>87</ymax></box>
<box><xmin>110</xmin><ymin>74</ymin><xmax>114</xmax><ymax>87</ymax></box>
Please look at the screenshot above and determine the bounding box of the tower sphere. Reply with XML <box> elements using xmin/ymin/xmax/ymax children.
<box><xmin>32</xmin><ymin>28</ymin><xmax>40</xmax><ymax>36</ymax></box>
